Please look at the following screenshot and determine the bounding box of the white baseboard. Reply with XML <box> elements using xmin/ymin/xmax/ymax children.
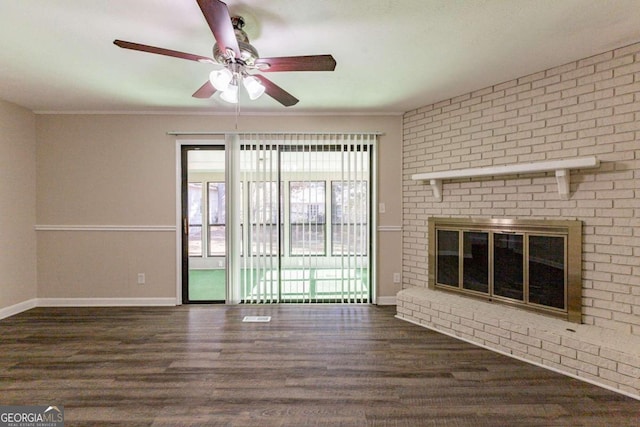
<box><xmin>376</xmin><ymin>296</ymin><xmax>396</xmax><ymax>305</ymax></box>
<box><xmin>0</xmin><ymin>299</ymin><xmax>38</xmax><ymax>320</ymax></box>
<box><xmin>38</xmin><ymin>298</ymin><xmax>177</xmax><ymax>307</ymax></box>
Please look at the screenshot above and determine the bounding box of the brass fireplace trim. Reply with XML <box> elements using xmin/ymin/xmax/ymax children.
<box><xmin>428</xmin><ymin>217</ymin><xmax>582</xmax><ymax>323</ymax></box>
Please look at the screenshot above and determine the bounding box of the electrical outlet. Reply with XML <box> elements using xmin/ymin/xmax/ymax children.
<box><xmin>137</xmin><ymin>273</ymin><xmax>145</xmax><ymax>285</ymax></box>
<box><xmin>393</xmin><ymin>273</ymin><xmax>401</xmax><ymax>283</ymax></box>
<box><xmin>379</xmin><ymin>202</ymin><xmax>386</xmax><ymax>213</ymax></box>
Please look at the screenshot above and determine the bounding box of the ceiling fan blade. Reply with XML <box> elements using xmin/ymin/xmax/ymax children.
<box><xmin>113</xmin><ymin>40</ymin><xmax>215</xmax><ymax>63</ymax></box>
<box><xmin>196</xmin><ymin>0</ymin><xmax>241</xmax><ymax>59</ymax></box>
<box><xmin>192</xmin><ymin>80</ymin><xmax>217</xmax><ymax>98</ymax></box>
<box><xmin>255</xmin><ymin>55</ymin><xmax>337</xmax><ymax>72</ymax></box>
<box><xmin>254</xmin><ymin>75</ymin><xmax>299</xmax><ymax>107</ymax></box>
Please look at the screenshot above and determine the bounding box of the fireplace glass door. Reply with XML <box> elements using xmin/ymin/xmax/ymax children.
<box><xmin>493</xmin><ymin>233</ymin><xmax>524</xmax><ymax>301</ymax></box>
<box><xmin>463</xmin><ymin>232</ymin><xmax>488</xmax><ymax>293</ymax></box>
<box><xmin>528</xmin><ymin>235</ymin><xmax>565</xmax><ymax>309</ymax></box>
<box><xmin>429</xmin><ymin>218</ymin><xmax>581</xmax><ymax>322</ymax></box>
<box><xmin>436</xmin><ymin>230</ymin><xmax>459</xmax><ymax>287</ymax></box>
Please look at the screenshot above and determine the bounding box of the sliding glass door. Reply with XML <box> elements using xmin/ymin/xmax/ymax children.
<box><xmin>231</xmin><ymin>134</ymin><xmax>375</xmax><ymax>304</ymax></box>
<box><xmin>182</xmin><ymin>145</ymin><xmax>227</xmax><ymax>303</ymax></box>
<box><xmin>181</xmin><ymin>133</ymin><xmax>377</xmax><ymax>305</ymax></box>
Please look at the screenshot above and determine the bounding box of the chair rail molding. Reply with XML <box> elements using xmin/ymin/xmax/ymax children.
<box><xmin>411</xmin><ymin>157</ymin><xmax>600</xmax><ymax>202</ymax></box>
<box><xmin>35</xmin><ymin>225</ymin><xmax>176</xmax><ymax>232</ymax></box>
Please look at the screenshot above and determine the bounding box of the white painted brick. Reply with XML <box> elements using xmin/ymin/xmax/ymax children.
<box><xmin>519</xmin><ymin>70</ymin><xmax>546</xmax><ymax>84</ymax></box>
<box><xmin>474</xmin><ymin>330</ymin><xmax>501</xmax><ymax>345</ymax></box>
<box><xmin>618</xmin><ymin>362</ymin><xmax>640</xmax><ymax>379</ymax></box>
<box><xmin>431</xmin><ymin>316</ymin><xmax>452</xmax><ymax>329</ymax></box>
<box><xmin>543</xmin><ymin>360</ymin><xmax>578</xmax><ymax>377</ymax></box>
<box><xmin>577</xmin><ymin>352</ymin><xmax>617</xmax><ymax>371</ymax></box>
<box><xmin>490</xmin><ymin>343</ymin><xmax>513</xmax><ymax>355</ymax></box>
<box><xmin>431</xmin><ymin>302</ymin><xmax>451</xmax><ymax>314</ymax></box>
<box><xmin>562</xmin><ymin>83</ymin><xmax>595</xmax><ymax>99</ymax></box>
<box><xmin>613</xmin><ymin>61</ymin><xmax>640</xmax><ymax>76</ymax></box>
<box><xmin>530</xmin><ymin>347</ymin><xmax>564</xmax><ymax>365</ymax></box>
<box><xmin>579</xmin><ymin>51</ymin><xmax>614</xmax><ymax>67</ymax></box>
<box><xmin>577</xmin><ymin>69</ymin><xmax>613</xmax><ymax>85</ymax></box>
<box><xmin>515</xmin><ymin>351</ymin><xmax>542</xmax><ymax>365</ymax></box>
<box><xmin>596</xmin><ymin>53</ymin><xmax>634</xmax><ymax>70</ymax></box>
<box><xmin>451</xmin><ymin>322</ymin><xmax>475</xmax><ymax>337</ymax></box>
<box><xmin>396</xmin><ymin>306</ymin><xmax>412</xmax><ymax>317</ymax></box>
<box><xmin>619</xmin><ymin>383</ymin><xmax>640</xmax><ymax>396</ymax></box>
<box><xmin>561</xmin><ymin>356</ymin><xmax>599</xmax><ymax>376</ymax></box>
<box><xmin>600</xmin><ymin>348</ymin><xmax>640</xmax><ymax>367</ymax></box>
<box><xmin>484</xmin><ymin>324</ymin><xmax>510</xmax><ymax>339</ymax></box>
<box><xmin>615</xmin><ymin>81</ymin><xmax>640</xmax><ymax>96</ymax></box>
<box><xmin>450</xmin><ymin>306</ymin><xmax>474</xmax><ymax>320</ymax></box>
<box><xmin>500</xmin><ymin>337</ymin><xmax>528</xmax><ymax>354</ymax></box>
<box><xmin>403</xmin><ymin>302</ymin><xmax>420</xmax><ymax>312</ymax></box>
<box><xmin>419</xmin><ymin>307</ymin><xmax>439</xmax><ymax>319</ymax></box>
<box><xmin>511</xmin><ymin>332</ymin><xmax>542</xmax><ymax>348</ymax></box>
<box><xmin>542</xmin><ymin>341</ymin><xmax>577</xmax><ymax>359</ymax></box>
<box><xmin>413</xmin><ymin>311</ymin><xmax>431</xmax><ymax>323</ymax></box>
<box><xmin>600</xmin><ymin>367</ymin><xmax>638</xmax><ymax>388</ymax></box>
<box><xmin>547</xmin><ymin>61</ymin><xmax>578</xmax><ymax>76</ymax></box>
<box><xmin>532</xmin><ymin>74</ymin><xmax>561</xmax><ymax>89</ymax></box>
<box><xmin>439</xmin><ymin>312</ymin><xmax>460</xmax><ymax>324</ymax></box>
<box><xmin>561</xmin><ymin>336</ymin><xmax>600</xmax><ymax>355</ymax></box>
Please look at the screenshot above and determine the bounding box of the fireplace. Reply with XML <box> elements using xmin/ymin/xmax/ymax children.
<box><xmin>428</xmin><ymin>217</ymin><xmax>582</xmax><ymax>322</ymax></box>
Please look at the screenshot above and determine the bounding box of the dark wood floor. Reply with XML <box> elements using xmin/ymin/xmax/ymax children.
<box><xmin>1</xmin><ymin>305</ymin><xmax>638</xmax><ymax>426</ymax></box>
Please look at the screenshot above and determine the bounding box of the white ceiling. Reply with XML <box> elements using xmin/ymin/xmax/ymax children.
<box><xmin>1</xmin><ymin>0</ymin><xmax>640</xmax><ymax>114</ymax></box>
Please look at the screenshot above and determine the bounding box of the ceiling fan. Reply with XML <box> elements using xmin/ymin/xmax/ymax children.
<box><xmin>114</xmin><ymin>0</ymin><xmax>336</xmax><ymax>107</ymax></box>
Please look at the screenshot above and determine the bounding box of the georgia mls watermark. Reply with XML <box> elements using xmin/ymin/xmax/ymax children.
<box><xmin>0</xmin><ymin>406</ymin><xmax>64</xmax><ymax>427</ymax></box>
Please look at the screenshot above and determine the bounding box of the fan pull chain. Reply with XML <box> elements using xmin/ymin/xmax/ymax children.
<box><xmin>234</xmin><ymin>95</ymin><xmax>240</xmax><ymax>130</ymax></box>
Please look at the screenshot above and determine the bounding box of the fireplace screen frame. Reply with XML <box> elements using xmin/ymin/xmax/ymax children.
<box><xmin>428</xmin><ymin>217</ymin><xmax>582</xmax><ymax>323</ymax></box>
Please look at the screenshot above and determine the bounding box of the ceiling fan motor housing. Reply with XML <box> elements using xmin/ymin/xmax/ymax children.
<box><xmin>213</xmin><ymin>15</ymin><xmax>259</xmax><ymax>65</ymax></box>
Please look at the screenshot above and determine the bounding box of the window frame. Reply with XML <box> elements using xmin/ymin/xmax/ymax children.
<box><xmin>187</xmin><ymin>182</ymin><xmax>204</xmax><ymax>257</ymax></box>
<box><xmin>207</xmin><ymin>181</ymin><xmax>226</xmax><ymax>257</ymax></box>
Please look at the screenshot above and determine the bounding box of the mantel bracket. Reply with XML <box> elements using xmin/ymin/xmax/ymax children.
<box><xmin>555</xmin><ymin>169</ymin><xmax>569</xmax><ymax>200</ymax></box>
<box><xmin>430</xmin><ymin>179</ymin><xmax>443</xmax><ymax>202</ymax></box>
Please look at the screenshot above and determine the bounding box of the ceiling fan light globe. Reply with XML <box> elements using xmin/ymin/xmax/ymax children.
<box><xmin>209</xmin><ymin>68</ymin><xmax>233</xmax><ymax>91</ymax></box>
<box><xmin>220</xmin><ymin>83</ymin><xmax>239</xmax><ymax>104</ymax></box>
<box><xmin>243</xmin><ymin>76</ymin><xmax>266</xmax><ymax>100</ymax></box>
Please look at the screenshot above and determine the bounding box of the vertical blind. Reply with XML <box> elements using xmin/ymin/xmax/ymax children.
<box><xmin>229</xmin><ymin>132</ymin><xmax>377</xmax><ymax>304</ymax></box>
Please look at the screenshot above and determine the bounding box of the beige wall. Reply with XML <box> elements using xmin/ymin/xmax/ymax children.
<box><xmin>402</xmin><ymin>42</ymin><xmax>640</xmax><ymax>335</ymax></box>
<box><xmin>36</xmin><ymin>113</ymin><xmax>403</xmax><ymax>301</ymax></box>
<box><xmin>0</xmin><ymin>99</ymin><xmax>37</xmax><ymax>310</ymax></box>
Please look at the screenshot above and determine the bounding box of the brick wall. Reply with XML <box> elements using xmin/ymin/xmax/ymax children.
<box><xmin>402</xmin><ymin>42</ymin><xmax>640</xmax><ymax>336</ymax></box>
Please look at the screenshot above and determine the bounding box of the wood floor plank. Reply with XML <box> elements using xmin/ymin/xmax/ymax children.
<box><xmin>0</xmin><ymin>305</ymin><xmax>638</xmax><ymax>426</ymax></box>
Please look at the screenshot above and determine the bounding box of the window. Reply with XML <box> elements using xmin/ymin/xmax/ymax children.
<box><xmin>208</xmin><ymin>182</ymin><xmax>226</xmax><ymax>256</ymax></box>
<box><xmin>331</xmin><ymin>181</ymin><xmax>368</xmax><ymax>255</ymax></box>
<box><xmin>289</xmin><ymin>181</ymin><xmax>326</xmax><ymax>256</ymax></box>
<box><xmin>188</xmin><ymin>183</ymin><xmax>203</xmax><ymax>257</ymax></box>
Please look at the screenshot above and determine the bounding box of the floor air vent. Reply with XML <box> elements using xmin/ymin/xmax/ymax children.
<box><xmin>242</xmin><ymin>316</ymin><xmax>271</xmax><ymax>323</ymax></box>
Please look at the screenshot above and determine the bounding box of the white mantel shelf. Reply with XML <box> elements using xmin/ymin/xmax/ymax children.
<box><xmin>412</xmin><ymin>157</ymin><xmax>600</xmax><ymax>202</ymax></box>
